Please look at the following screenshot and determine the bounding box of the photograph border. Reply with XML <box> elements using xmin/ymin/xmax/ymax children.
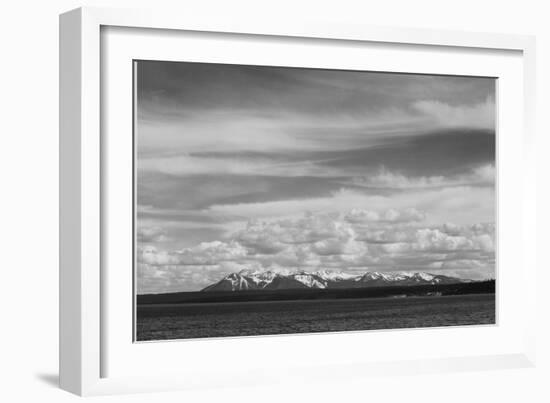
<box><xmin>131</xmin><ymin>58</ymin><xmax>499</xmax><ymax>342</ymax></box>
<box><xmin>59</xmin><ymin>6</ymin><xmax>537</xmax><ymax>396</ymax></box>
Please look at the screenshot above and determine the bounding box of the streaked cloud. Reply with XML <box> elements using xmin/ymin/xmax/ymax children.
<box><xmin>352</xmin><ymin>164</ymin><xmax>495</xmax><ymax>189</ymax></box>
<box><xmin>137</xmin><ymin>210</ymin><xmax>495</xmax><ymax>293</ymax></box>
<box><xmin>205</xmin><ymin>185</ymin><xmax>494</xmax><ymax>226</ymax></box>
<box><xmin>413</xmin><ymin>96</ymin><xmax>495</xmax><ymax>130</ymax></box>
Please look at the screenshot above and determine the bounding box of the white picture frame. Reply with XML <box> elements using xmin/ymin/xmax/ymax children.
<box><xmin>59</xmin><ymin>6</ymin><xmax>537</xmax><ymax>396</ymax></box>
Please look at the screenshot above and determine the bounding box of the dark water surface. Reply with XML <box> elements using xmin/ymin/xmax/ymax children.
<box><xmin>136</xmin><ymin>294</ymin><xmax>495</xmax><ymax>341</ymax></box>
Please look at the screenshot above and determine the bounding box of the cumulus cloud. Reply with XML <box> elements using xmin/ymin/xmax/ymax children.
<box><xmin>137</xmin><ymin>226</ymin><xmax>168</xmax><ymax>243</ymax></box>
<box><xmin>412</xmin><ymin>96</ymin><xmax>495</xmax><ymax>130</ymax></box>
<box><xmin>137</xmin><ymin>262</ymin><xmax>238</xmax><ymax>294</ymax></box>
<box><xmin>345</xmin><ymin>207</ymin><xmax>425</xmax><ymax>224</ymax></box>
<box><xmin>427</xmin><ymin>259</ymin><xmax>495</xmax><ymax>281</ymax></box>
<box><xmin>236</xmin><ymin>212</ymin><xmax>353</xmax><ymax>246</ymax></box>
<box><xmin>413</xmin><ymin>228</ymin><xmax>491</xmax><ymax>252</ymax></box>
<box><xmin>138</xmin><ymin>241</ymin><xmax>248</xmax><ymax>266</ymax></box>
<box><xmin>352</xmin><ymin>164</ymin><xmax>495</xmax><ymax>190</ymax></box>
<box><xmin>206</xmin><ymin>184</ymin><xmax>494</xmax><ymax>228</ymax></box>
<box><xmin>137</xmin><ymin>209</ymin><xmax>495</xmax><ymax>291</ymax></box>
<box><xmin>139</xmin><ymin>246</ymin><xmax>180</xmax><ymax>266</ymax></box>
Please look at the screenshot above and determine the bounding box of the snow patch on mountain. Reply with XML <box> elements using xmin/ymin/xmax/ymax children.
<box><xmin>202</xmin><ymin>269</ymin><xmax>468</xmax><ymax>292</ymax></box>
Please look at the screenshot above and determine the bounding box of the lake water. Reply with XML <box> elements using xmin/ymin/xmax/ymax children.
<box><xmin>136</xmin><ymin>293</ymin><xmax>495</xmax><ymax>341</ymax></box>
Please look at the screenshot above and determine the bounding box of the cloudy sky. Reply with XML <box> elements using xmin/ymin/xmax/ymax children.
<box><xmin>135</xmin><ymin>60</ymin><xmax>495</xmax><ymax>294</ymax></box>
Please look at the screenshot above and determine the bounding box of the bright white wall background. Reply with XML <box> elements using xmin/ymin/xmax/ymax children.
<box><xmin>0</xmin><ymin>0</ymin><xmax>547</xmax><ymax>402</ymax></box>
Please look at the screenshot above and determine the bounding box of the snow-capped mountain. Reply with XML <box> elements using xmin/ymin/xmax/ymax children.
<box><xmin>201</xmin><ymin>269</ymin><xmax>467</xmax><ymax>292</ymax></box>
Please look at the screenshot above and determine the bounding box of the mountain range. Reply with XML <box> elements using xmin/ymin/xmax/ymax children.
<box><xmin>201</xmin><ymin>270</ymin><xmax>469</xmax><ymax>292</ymax></box>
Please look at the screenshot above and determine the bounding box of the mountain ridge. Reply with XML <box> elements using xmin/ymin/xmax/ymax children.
<box><xmin>201</xmin><ymin>269</ymin><xmax>470</xmax><ymax>292</ymax></box>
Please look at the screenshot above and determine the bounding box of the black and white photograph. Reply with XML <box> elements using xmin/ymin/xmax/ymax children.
<box><xmin>135</xmin><ymin>60</ymin><xmax>496</xmax><ymax>341</ymax></box>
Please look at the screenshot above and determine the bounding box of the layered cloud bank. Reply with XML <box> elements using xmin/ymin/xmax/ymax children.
<box><xmin>137</xmin><ymin>208</ymin><xmax>495</xmax><ymax>293</ymax></box>
<box><xmin>135</xmin><ymin>61</ymin><xmax>495</xmax><ymax>293</ymax></box>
